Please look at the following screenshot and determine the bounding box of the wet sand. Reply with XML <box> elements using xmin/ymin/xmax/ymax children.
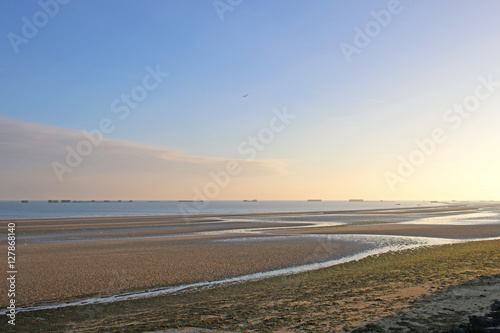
<box><xmin>281</xmin><ymin>223</ymin><xmax>500</xmax><ymax>239</ymax></box>
<box><xmin>0</xmin><ymin>235</ymin><xmax>369</xmax><ymax>307</ymax></box>
<box><xmin>1</xmin><ymin>203</ymin><xmax>499</xmax><ymax>313</ymax></box>
<box><xmin>9</xmin><ymin>239</ymin><xmax>500</xmax><ymax>332</ymax></box>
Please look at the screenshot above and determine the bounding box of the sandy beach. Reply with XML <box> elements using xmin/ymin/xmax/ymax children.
<box><xmin>1</xmin><ymin>202</ymin><xmax>500</xmax><ymax>332</ymax></box>
<box><xmin>2</xmin><ymin>235</ymin><xmax>370</xmax><ymax>307</ymax></box>
<box><xmin>5</xmin><ymin>239</ymin><xmax>500</xmax><ymax>332</ymax></box>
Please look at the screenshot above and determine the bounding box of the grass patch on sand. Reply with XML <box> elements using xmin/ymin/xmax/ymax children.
<box><xmin>11</xmin><ymin>239</ymin><xmax>500</xmax><ymax>332</ymax></box>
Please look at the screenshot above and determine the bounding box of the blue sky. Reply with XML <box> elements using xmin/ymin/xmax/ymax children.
<box><xmin>1</xmin><ymin>0</ymin><xmax>500</xmax><ymax>200</ymax></box>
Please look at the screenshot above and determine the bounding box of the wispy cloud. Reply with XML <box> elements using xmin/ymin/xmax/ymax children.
<box><xmin>0</xmin><ymin>117</ymin><xmax>287</xmax><ymax>200</ymax></box>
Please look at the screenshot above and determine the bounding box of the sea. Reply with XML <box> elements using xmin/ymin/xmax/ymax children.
<box><xmin>0</xmin><ymin>200</ymin><xmax>444</xmax><ymax>220</ymax></box>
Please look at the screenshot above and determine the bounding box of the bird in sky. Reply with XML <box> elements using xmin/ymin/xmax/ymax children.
<box><xmin>242</xmin><ymin>94</ymin><xmax>249</xmax><ymax>98</ymax></box>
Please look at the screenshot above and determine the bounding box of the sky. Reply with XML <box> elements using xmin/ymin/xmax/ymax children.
<box><xmin>1</xmin><ymin>0</ymin><xmax>500</xmax><ymax>201</ymax></box>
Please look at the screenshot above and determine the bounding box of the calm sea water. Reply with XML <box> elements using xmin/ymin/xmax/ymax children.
<box><xmin>0</xmin><ymin>200</ymin><xmax>442</xmax><ymax>220</ymax></box>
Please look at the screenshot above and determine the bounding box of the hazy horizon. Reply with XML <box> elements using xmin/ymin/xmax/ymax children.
<box><xmin>2</xmin><ymin>1</ymin><xmax>500</xmax><ymax>201</ymax></box>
